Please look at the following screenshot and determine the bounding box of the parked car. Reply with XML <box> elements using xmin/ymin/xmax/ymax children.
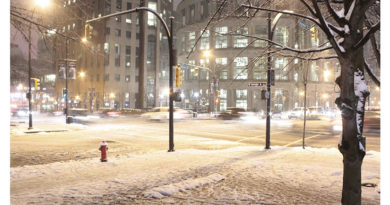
<box><xmin>217</xmin><ymin>107</ymin><xmax>246</xmax><ymax>120</ymax></box>
<box><xmin>288</xmin><ymin>107</ymin><xmax>310</xmax><ymax>119</ymax></box>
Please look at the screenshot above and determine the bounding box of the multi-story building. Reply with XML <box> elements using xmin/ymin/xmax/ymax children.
<box><xmin>176</xmin><ymin>0</ymin><xmax>340</xmax><ymax>112</ymax></box>
<box><xmin>54</xmin><ymin>0</ymin><xmax>173</xmax><ymax>112</ymax></box>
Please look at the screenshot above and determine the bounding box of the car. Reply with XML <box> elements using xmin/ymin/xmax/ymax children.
<box><xmin>270</xmin><ymin>111</ymin><xmax>289</xmax><ymax>119</ymax></box>
<box><xmin>308</xmin><ymin>107</ymin><xmax>325</xmax><ymax>120</ymax></box>
<box><xmin>288</xmin><ymin>107</ymin><xmax>310</xmax><ymax>119</ymax></box>
<box><xmin>141</xmin><ymin>107</ymin><xmax>193</xmax><ymax>120</ymax></box>
<box><xmin>331</xmin><ymin>110</ymin><xmax>380</xmax><ymax>133</ymax></box>
<box><xmin>217</xmin><ymin>107</ymin><xmax>246</xmax><ymax>120</ymax></box>
<box><xmin>99</xmin><ymin>109</ymin><xmax>121</xmax><ymax>118</ymax></box>
<box><xmin>364</xmin><ymin>111</ymin><xmax>380</xmax><ymax>131</ymax></box>
<box><xmin>14</xmin><ymin>108</ymin><xmax>29</xmax><ymax>117</ymax></box>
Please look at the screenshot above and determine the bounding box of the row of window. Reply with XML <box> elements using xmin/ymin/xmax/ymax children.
<box><xmin>104</xmin><ymin>73</ymin><xmax>137</xmax><ymax>83</ymax></box>
<box><xmin>181</xmin><ymin>25</ymin><xmax>291</xmax><ymax>52</ymax></box>
<box><xmin>184</xmin><ymin>57</ymin><xmax>335</xmax><ymax>82</ymax></box>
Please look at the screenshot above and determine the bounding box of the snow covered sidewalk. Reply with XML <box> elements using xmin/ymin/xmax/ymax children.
<box><xmin>10</xmin><ymin>146</ymin><xmax>380</xmax><ymax>204</ymax></box>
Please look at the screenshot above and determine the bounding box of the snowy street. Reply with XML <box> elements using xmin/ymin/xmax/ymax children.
<box><xmin>10</xmin><ymin>115</ymin><xmax>380</xmax><ymax>204</ymax></box>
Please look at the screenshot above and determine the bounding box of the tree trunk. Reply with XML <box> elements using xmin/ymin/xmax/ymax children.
<box><xmin>336</xmin><ymin>49</ymin><xmax>369</xmax><ymax>204</ymax></box>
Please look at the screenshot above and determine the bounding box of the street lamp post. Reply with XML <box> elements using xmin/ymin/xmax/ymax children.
<box><xmin>86</xmin><ymin>8</ymin><xmax>176</xmax><ymax>152</ymax></box>
<box><xmin>27</xmin><ymin>21</ymin><xmax>33</xmax><ymax>129</ymax></box>
<box><xmin>26</xmin><ymin>0</ymin><xmax>51</xmax><ymax>129</ymax></box>
<box><xmin>265</xmin><ymin>12</ymin><xmax>283</xmax><ymax>149</ymax></box>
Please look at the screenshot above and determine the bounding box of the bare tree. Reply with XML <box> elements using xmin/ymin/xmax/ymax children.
<box><xmin>230</xmin><ymin>0</ymin><xmax>380</xmax><ymax>204</ymax></box>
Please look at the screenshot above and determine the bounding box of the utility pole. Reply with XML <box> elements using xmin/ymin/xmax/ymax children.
<box><xmin>138</xmin><ymin>0</ymin><xmax>145</xmax><ymax>109</ymax></box>
<box><xmin>27</xmin><ymin>22</ymin><xmax>33</xmax><ymax>129</ymax></box>
<box><xmin>168</xmin><ymin>16</ymin><xmax>175</xmax><ymax>152</ymax></box>
<box><xmin>65</xmin><ymin>39</ymin><xmax>69</xmax><ymax>123</ymax></box>
<box><xmin>265</xmin><ymin>12</ymin><xmax>272</xmax><ymax>149</ymax></box>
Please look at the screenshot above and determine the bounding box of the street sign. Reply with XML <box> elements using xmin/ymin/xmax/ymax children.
<box><xmin>248</xmin><ymin>82</ymin><xmax>266</xmax><ymax>87</ymax></box>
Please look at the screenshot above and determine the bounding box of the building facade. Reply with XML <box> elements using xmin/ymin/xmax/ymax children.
<box><xmin>54</xmin><ymin>0</ymin><xmax>173</xmax><ymax>112</ymax></box>
<box><xmin>176</xmin><ymin>0</ymin><xmax>340</xmax><ymax>113</ymax></box>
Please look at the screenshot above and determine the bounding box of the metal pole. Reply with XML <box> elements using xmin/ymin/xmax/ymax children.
<box><xmin>28</xmin><ymin>22</ymin><xmax>33</xmax><ymax>130</ymax></box>
<box><xmin>65</xmin><ymin>39</ymin><xmax>69</xmax><ymax>123</ymax></box>
<box><xmin>265</xmin><ymin>12</ymin><xmax>272</xmax><ymax>149</ymax></box>
<box><xmin>168</xmin><ymin>16</ymin><xmax>175</xmax><ymax>152</ymax></box>
<box><xmin>138</xmin><ymin>0</ymin><xmax>145</xmax><ymax>109</ymax></box>
<box><xmin>303</xmin><ymin>80</ymin><xmax>307</xmax><ymax>149</ymax></box>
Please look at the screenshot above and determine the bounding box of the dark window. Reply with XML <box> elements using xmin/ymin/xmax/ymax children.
<box><xmin>104</xmin><ymin>74</ymin><xmax>109</xmax><ymax>81</ymax></box>
<box><xmin>105</xmin><ymin>27</ymin><xmax>110</xmax><ymax>35</ymax></box>
<box><xmin>127</xmin><ymin>2</ymin><xmax>132</xmax><ymax>10</ymax></box>
<box><xmin>126</xmin><ymin>31</ymin><xmax>131</xmax><ymax>38</ymax></box>
<box><xmin>105</xmin><ymin>1</ymin><xmax>111</xmax><ymax>15</ymax></box>
<box><xmin>136</xmin><ymin>33</ymin><xmax>140</xmax><ymax>39</ymax></box>
<box><xmin>115</xmin><ymin>74</ymin><xmax>120</xmax><ymax>81</ymax></box>
<box><xmin>115</xmin><ymin>29</ymin><xmax>121</xmax><ymax>37</ymax></box>
<box><xmin>96</xmin><ymin>74</ymin><xmax>99</xmax><ymax>82</ymax></box>
<box><xmin>116</xmin><ymin>0</ymin><xmax>122</xmax><ymax>11</ymax></box>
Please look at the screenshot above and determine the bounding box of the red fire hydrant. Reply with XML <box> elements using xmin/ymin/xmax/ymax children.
<box><xmin>99</xmin><ymin>141</ymin><xmax>108</xmax><ymax>162</ymax></box>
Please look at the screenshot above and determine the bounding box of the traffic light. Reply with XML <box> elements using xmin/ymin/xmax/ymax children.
<box><xmin>84</xmin><ymin>24</ymin><xmax>93</xmax><ymax>40</ymax></box>
<box><xmin>35</xmin><ymin>79</ymin><xmax>40</xmax><ymax>90</ymax></box>
<box><xmin>194</xmin><ymin>67</ymin><xmax>198</xmax><ymax>76</ymax></box>
<box><xmin>310</xmin><ymin>27</ymin><xmax>318</xmax><ymax>42</ymax></box>
<box><xmin>30</xmin><ymin>78</ymin><xmax>40</xmax><ymax>90</ymax></box>
<box><xmin>62</xmin><ymin>88</ymin><xmax>67</xmax><ymax>98</ymax></box>
<box><xmin>175</xmin><ymin>65</ymin><xmax>182</xmax><ymax>88</ymax></box>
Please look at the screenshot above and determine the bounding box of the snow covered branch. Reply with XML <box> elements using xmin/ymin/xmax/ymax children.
<box><xmin>241</xmin><ymin>4</ymin><xmax>322</xmax><ymax>28</ymax></box>
<box><xmin>229</xmin><ymin>33</ymin><xmax>333</xmax><ymax>54</ymax></box>
<box><xmin>364</xmin><ymin>60</ymin><xmax>380</xmax><ymax>87</ymax></box>
<box><xmin>353</xmin><ymin>21</ymin><xmax>380</xmax><ymax>49</ymax></box>
<box><xmin>309</xmin><ymin>0</ymin><xmax>343</xmax><ymax>54</ymax></box>
<box><xmin>299</xmin><ymin>0</ymin><xmax>318</xmax><ymax>18</ymax></box>
<box><xmin>278</xmin><ymin>53</ymin><xmax>338</xmax><ymax>61</ymax></box>
<box><xmin>325</xmin><ymin>0</ymin><xmax>348</xmax><ymax>25</ymax></box>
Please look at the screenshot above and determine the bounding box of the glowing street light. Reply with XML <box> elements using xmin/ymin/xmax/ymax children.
<box><xmin>322</xmin><ymin>93</ymin><xmax>329</xmax><ymax>99</ymax></box>
<box><xmin>81</xmin><ymin>37</ymin><xmax>87</xmax><ymax>43</ymax></box>
<box><xmin>299</xmin><ymin>91</ymin><xmax>305</xmax><ymax>96</ymax></box>
<box><xmin>17</xmin><ymin>84</ymin><xmax>23</xmax><ymax>91</ymax></box>
<box><xmin>376</xmin><ymin>86</ymin><xmax>380</xmax><ymax>91</ymax></box>
<box><xmin>323</xmin><ymin>69</ymin><xmax>331</xmax><ymax>82</ymax></box>
<box><xmin>194</xmin><ymin>92</ymin><xmax>199</xmax><ymax>98</ymax></box>
<box><xmin>79</xmin><ymin>71</ymin><xmax>86</xmax><ymax>78</ymax></box>
<box><xmin>35</xmin><ymin>0</ymin><xmax>50</xmax><ymax>8</ymax></box>
<box><xmin>109</xmin><ymin>92</ymin><xmax>116</xmax><ymax>99</ymax></box>
<box><xmin>203</xmin><ymin>50</ymin><xmax>211</xmax><ymax>58</ymax></box>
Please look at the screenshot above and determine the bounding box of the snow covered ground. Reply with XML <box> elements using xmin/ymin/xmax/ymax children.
<box><xmin>9</xmin><ymin>117</ymin><xmax>381</xmax><ymax>204</ymax></box>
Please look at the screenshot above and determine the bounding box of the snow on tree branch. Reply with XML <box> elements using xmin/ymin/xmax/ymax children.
<box><xmin>228</xmin><ymin>33</ymin><xmax>333</xmax><ymax>54</ymax></box>
<box><xmin>325</xmin><ymin>0</ymin><xmax>348</xmax><ymax>25</ymax></box>
<box><xmin>309</xmin><ymin>0</ymin><xmax>344</xmax><ymax>54</ymax></box>
<box><xmin>354</xmin><ymin>21</ymin><xmax>380</xmax><ymax>49</ymax></box>
<box><xmin>364</xmin><ymin>60</ymin><xmax>380</xmax><ymax>87</ymax></box>
<box><xmin>241</xmin><ymin>4</ymin><xmax>322</xmax><ymax>28</ymax></box>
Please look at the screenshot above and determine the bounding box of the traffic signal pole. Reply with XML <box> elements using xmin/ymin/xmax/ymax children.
<box><xmin>65</xmin><ymin>39</ymin><xmax>69</xmax><ymax>124</ymax></box>
<box><xmin>28</xmin><ymin>21</ymin><xmax>33</xmax><ymax>129</ymax></box>
<box><xmin>265</xmin><ymin>12</ymin><xmax>272</xmax><ymax>149</ymax></box>
<box><xmin>168</xmin><ymin>16</ymin><xmax>175</xmax><ymax>152</ymax></box>
<box><xmin>86</xmin><ymin>8</ymin><xmax>175</xmax><ymax>152</ymax></box>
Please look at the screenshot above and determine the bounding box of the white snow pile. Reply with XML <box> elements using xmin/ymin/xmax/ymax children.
<box><xmin>143</xmin><ymin>173</ymin><xmax>225</xmax><ymax>199</ymax></box>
